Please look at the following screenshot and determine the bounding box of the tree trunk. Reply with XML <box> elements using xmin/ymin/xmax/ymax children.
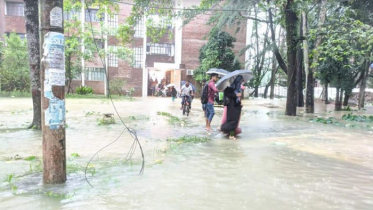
<box><xmin>270</xmin><ymin>54</ymin><xmax>276</xmax><ymax>99</ymax></box>
<box><xmin>335</xmin><ymin>87</ymin><xmax>341</xmax><ymax>111</ymax></box>
<box><xmin>296</xmin><ymin>17</ymin><xmax>304</xmax><ymax>107</ymax></box>
<box><xmin>285</xmin><ymin>0</ymin><xmax>298</xmax><ymax>116</ymax></box>
<box><xmin>358</xmin><ymin>60</ymin><xmax>370</xmax><ymax>109</ymax></box>
<box><xmin>323</xmin><ymin>82</ymin><xmax>329</xmax><ymax>104</ymax></box>
<box><xmin>264</xmin><ymin>84</ymin><xmax>270</xmax><ymax>98</ymax></box>
<box><xmin>302</xmin><ymin>11</ymin><xmax>313</xmax><ymax>113</ymax></box>
<box><xmin>24</xmin><ymin>0</ymin><xmax>41</xmax><ymax>130</ymax></box>
<box><xmin>254</xmin><ymin>87</ymin><xmax>259</xmax><ymax>97</ymax></box>
<box><xmin>343</xmin><ymin>91</ymin><xmax>350</xmax><ymax>107</ymax></box>
<box><xmin>309</xmin><ymin>0</ymin><xmax>327</xmax><ymax>111</ymax></box>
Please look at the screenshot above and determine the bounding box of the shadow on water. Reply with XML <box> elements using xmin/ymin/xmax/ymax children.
<box><xmin>0</xmin><ymin>98</ymin><xmax>373</xmax><ymax>209</ymax></box>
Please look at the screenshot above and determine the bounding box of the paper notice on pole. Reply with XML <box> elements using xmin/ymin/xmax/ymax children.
<box><xmin>43</xmin><ymin>32</ymin><xmax>65</xmax><ymax>89</ymax></box>
<box><xmin>50</xmin><ymin>7</ymin><xmax>63</xmax><ymax>28</ymax></box>
<box><xmin>43</xmin><ymin>32</ymin><xmax>65</xmax><ymax>70</ymax></box>
<box><xmin>49</xmin><ymin>69</ymin><xmax>65</xmax><ymax>86</ymax></box>
<box><xmin>45</xmin><ymin>98</ymin><xmax>65</xmax><ymax>130</ymax></box>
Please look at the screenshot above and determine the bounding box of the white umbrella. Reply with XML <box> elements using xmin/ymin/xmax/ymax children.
<box><xmin>206</xmin><ymin>68</ymin><xmax>229</xmax><ymax>76</ymax></box>
<box><xmin>215</xmin><ymin>70</ymin><xmax>253</xmax><ymax>90</ymax></box>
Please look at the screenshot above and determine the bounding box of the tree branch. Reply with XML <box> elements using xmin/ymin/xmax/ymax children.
<box><xmin>268</xmin><ymin>3</ymin><xmax>288</xmax><ymax>75</ymax></box>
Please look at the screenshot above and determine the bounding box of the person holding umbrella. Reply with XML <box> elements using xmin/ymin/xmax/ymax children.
<box><xmin>205</xmin><ymin>73</ymin><xmax>221</xmax><ymax>131</ymax></box>
<box><xmin>219</xmin><ymin>75</ymin><xmax>244</xmax><ymax>139</ymax></box>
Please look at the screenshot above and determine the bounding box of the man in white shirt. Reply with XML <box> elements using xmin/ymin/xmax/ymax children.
<box><xmin>180</xmin><ymin>81</ymin><xmax>194</xmax><ymax>110</ymax></box>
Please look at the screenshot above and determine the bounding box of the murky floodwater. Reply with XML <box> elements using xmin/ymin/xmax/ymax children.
<box><xmin>1</xmin><ymin>97</ymin><xmax>373</xmax><ymax>210</ymax></box>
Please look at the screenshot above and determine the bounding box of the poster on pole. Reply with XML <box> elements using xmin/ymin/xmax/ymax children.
<box><xmin>42</xmin><ymin>32</ymin><xmax>66</xmax><ymax>129</ymax></box>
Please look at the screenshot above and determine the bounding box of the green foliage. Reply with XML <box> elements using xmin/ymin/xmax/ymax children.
<box><xmin>70</xmin><ymin>153</ymin><xmax>81</xmax><ymax>158</ymax></box>
<box><xmin>313</xmin><ymin>4</ymin><xmax>373</xmax><ymax>95</ymax></box>
<box><xmin>0</xmin><ymin>91</ymin><xmax>32</xmax><ymax>97</ymax></box>
<box><xmin>309</xmin><ymin>117</ymin><xmax>338</xmax><ymax>124</ymax></box>
<box><xmin>157</xmin><ymin>112</ymin><xmax>186</xmax><ymax>126</ymax></box>
<box><xmin>194</xmin><ymin>28</ymin><xmax>241</xmax><ymax>82</ymax></box>
<box><xmin>24</xmin><ymin>156</ymin><xmax>37</xmax><ymax>161</ymax></box>
<box><xmin>76</xmin><ymin>86</ymin><xmax>94</xmax><ymax>95</ymax></box>
<box><xmin>109</xmin><ymin>78</ymin><xmax>127</xmax><ymax>95</ymax></box>
<box><xmin>127</xmin><ymin>87</ymin><xmax>135</xmax><ymax>99</ymax></box>
<box><xmin>167</xmin><ymin>136</ymin><xmax>209</xmax><ymax>144</ymax></box>
<box><xmin>98</xmin><ymin>117</ymin><xmax>115</xmax><ymax>125</ymax></box>
<box><xmin>118</xmin><ymin>0</ymin><xmax>174</xmax><ymax>44</ymax></box>
<box><xmin>0</xmin><ymin>33</ymin><xmax>29</xmax><ymax>92</ymax></box>
<box><xmin>342</xmin><ymin>113</ymin><xmax>373</xmax><ymax>123</ymax></box>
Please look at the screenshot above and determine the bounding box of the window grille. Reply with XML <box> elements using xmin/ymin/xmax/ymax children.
<box><xmin>6</xmin><ymin>2</ymin><xmax>24</xmax><ymax>16</ymax></box>
<box><xmin>133</xmin><ymin>47</ymin><xmax>143</xmax><ymax>68</ymax></box>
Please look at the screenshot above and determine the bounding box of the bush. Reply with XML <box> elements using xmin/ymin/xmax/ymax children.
<box><xmin>109</xmin><ymin>78</ymin><xmax>126</xmax><ymax>95</ymax></box>
<box><xmin>0</xmin><ymin>33</ymin><xmax>30</xmax><ymax>92</ymax></box>
<box><xmin>127</xmin><ymin>87</ymin><xmax>135</xmax><ymax>98</ymax></box>
<box><xmin>76</xmin><ymin>86</ymin><xmax>93</xmax><ymax>95</ymax></box>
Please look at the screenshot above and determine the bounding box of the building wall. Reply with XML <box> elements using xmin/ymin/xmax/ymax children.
<box><xmin>1</xmin><ymin>0</ymin><xmax>26</xmax><ymax>37</ymax></box>
<box><xmin>1</xmin><ymin>0</ymin><xmax>247</xmax><ymax>97</ymax></box>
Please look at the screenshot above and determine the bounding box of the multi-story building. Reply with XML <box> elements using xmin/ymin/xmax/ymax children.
<box><xmin>0</xmin><ymin>0</ymin><xmax>248</xmax><ymax>97</ymax></box>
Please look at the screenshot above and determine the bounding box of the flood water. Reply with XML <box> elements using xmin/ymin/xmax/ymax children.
<box><xmin>1</xmin><ymin>97</ymin><xmax>373</xmax><ymax>210</ymax></box>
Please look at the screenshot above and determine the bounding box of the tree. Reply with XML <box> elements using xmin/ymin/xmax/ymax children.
<box><xmin>284</xmin><ymin>0</ymin><xmax>298</xmax><ymax>116</ymax></box>
<box><xmin>64</xmin><ymin>0</ymin><xmax>133</xmax><ymax>96</ymax></box>
<box><xmin>314</xmin><ymin>4</ymin><xmax>373</xmax><ymax>110</ymax></box>
<box><xmin>0</xmin><ymin>33</ymin><xmax>29</xmax><ymax>92</ymax></box>
<box><xmin>24</xmin><ymin>0</ymin><xmax>41</xmax><ymax>129</ymax></box>
<box><xmin>193</xmin><ymin>28</ymin><xmax>241</xmax><ymax>82</ymax></box>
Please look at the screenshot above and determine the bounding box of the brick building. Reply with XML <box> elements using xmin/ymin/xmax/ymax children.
<box><xmin>0</xmin><ymin>0</ymin><xmax>248</xmax><ymax>97</ymax></box>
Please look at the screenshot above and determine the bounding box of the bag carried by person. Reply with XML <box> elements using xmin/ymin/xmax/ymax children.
<box><xmin>200</xmin><ymin>84</ymin><xmax>209</xmax><ymax>104</ymax></box>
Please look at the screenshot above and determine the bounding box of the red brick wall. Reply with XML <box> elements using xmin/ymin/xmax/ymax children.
<box><xmin>68</xmin><ymin>80</ymin><xmax>105</xmax><ymax>95</ymax></box>
<box><xmin>146</xmin><ymin>55</ymin><xmax>174</xmax><ymax>67</ymax></box>
<box><xmin>4</xmin><ymin>16</ymin><xmax>26</xmax><ymax>34</ymax></box>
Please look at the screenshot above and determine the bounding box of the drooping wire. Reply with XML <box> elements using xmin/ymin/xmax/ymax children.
<box><xmin>82</xmin><ymin>1</ymin><xmax>145</xmax><ymax>187</ymax></box>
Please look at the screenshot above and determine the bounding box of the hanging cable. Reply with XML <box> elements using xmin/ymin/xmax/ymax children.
<box><xmin>83</xmin><ymin>1</ymin><xmax>145</xmax><ymax>188</ymax></box>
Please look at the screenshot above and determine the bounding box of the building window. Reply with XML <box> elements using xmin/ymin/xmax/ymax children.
<box><xmin>146</xmin><ymin>43</ymin><xmax>174</xmax><ymax>56</ymax></box>
<box><xmin>85</xmin><ymin>9</ymin><xmax>103</xmax><ymax>22</ymax></box>
<box><xmin>108</xmin><ymin>14</ymin><xmax>118</xmax><ymax>36</ymax></box>
<box><xmin>108</xmin><ymin>46</ymin><xmax>118</xmax><ymax>67</ymax></box>
<box><xmin>134</xmin><ymin>18</ymin><xmax>144</xmax><ymax>38</ymax></box>
<box><xmin>64</xmin><ymin>10</ymin><xmax>81</xmax><ymax>20</ymax></box>
<box><xmin>6</xmin><ymin>2</ymin><xmax>24</xmax><ymax>16</ymax></box>
<box><xmin>133</xmin><ymin>47</ymin><xmax>143</xmax><ymax>68</ymax></box>
<box><xmin>85</xmin><ymin>67</ymin><xmax>105</xmax><ymax>81</ymax></box>
<box><xmin>94</xmin><ymin>39</ymin><xmax>104</xmax><ymax>50</ymax></box>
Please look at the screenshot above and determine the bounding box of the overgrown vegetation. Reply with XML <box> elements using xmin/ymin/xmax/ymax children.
<box><xmin>98</xmin><ymin>116</ymin><xmax>115</xmax><ymax>125</ymax></box>
<box><xmin>342</xmin><ymin>113</ymin><xmax>373</xmax><ymax>123</ymax></box>
<box><xmin>157</xmin><ymin>112</ymin><xmax>186</xmax><ymax>126</ymax></box>
<box><xmin>76</xmin><ymin>86</ymin><xmax>94</xmax><ymax>95</ymax></box>
<box><xmin>0</xmin><ymin>33</ymin><xmax>30</xmax><ymax>92</ymax></box>
<box><xmin>167</xmin><ymin>136</ymin><xmax>209</xmax><ymax>144</ymax></box>
<box><xmin>109</xmin><ymin>78</ymin><xmax>127</xmax><ymax>96</ymax></box>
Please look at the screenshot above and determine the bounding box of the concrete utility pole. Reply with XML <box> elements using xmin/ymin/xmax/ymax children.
<box><xmin>39</xmin><ymin>0</ymin><xmax>66</xmax><ymax>184</ymax></box>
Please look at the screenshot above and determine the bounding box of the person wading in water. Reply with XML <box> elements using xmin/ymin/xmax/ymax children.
<box><xmin>220</xmin><ymin>75</ymin><xmax>244</xmax><ymax>139</ymax></box>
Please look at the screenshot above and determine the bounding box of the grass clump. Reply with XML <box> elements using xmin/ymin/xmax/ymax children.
<box><xmin>98</xmin><ymin>117</ymin><xmax>115</xmax><ymax>125</ymax></box>
<box><xmin>309</xmin><ymin>117</ymin><xmax>339</xmax><ymax>124</ymax></box>
<box><xmin>167</xmin><ymin>136</ymin><xmax>209</xmax><ymax>144</ymax></box>
<box><xmin>157</xmin><ymin>112</ymin><xmax>186</xmax><ymax>126</ymax></box>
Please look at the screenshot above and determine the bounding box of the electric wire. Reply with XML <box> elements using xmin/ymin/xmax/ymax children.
<box><xmin>83</xmin><ymin>2</ymin><xmax>145</xmax><ymax>187</ymax></box>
